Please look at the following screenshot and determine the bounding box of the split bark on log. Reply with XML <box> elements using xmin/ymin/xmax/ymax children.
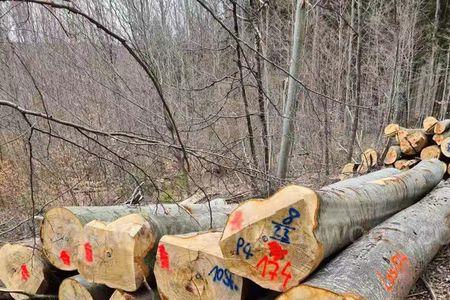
<box><xmin>434</xmin><ymin>119</ymin><xmax>450</xmax><ymax>134</ymax></box>
<box><xmin>383</xmin><ymin>146</ymin><xmax>402</xmax><ymax>165</ymax></box>
<box><xmin>440</xmin><ymin>137</ymin><xmax>450</xmax><ymax>157</ymax></box>
<box><xmin>154</xmin><ymin>231</ymin><xmax>243</xmax><ymax>300</ymax></box>
<box><xmin>0</xmin><ymin>243</ymin><xmax>59</xmax><ymax>300</ymax></box>
<box><xmin>78</xmin><ymin>202</ymin><xmax>235</xmax><ymax>291</ymax></box>
<box><xmin>59</xmin><ymin>275</ymin><xmax>113</xmax><ymax>300</ymax></box>
<box><xmin>109</xmin><ymin>287</ymin><xmax>159</xmax><ymax>300</ymax></box>
<box><xmin>399</xmin><ymin>130</ymin><xmax>428</xmax><ymax>155</ymax></box>
<box><xmin>277</xmin><ymin>180</ymin><xmax>450</xmax><ymax>300</ymax></box>
<box><xmin>393</xmin><ymin>159</ymin><xmax>420</xmax><ymax>170</ymax></box>
<box><xmin>219</xmin><ymin>160</ymin><xmax>445</xmax><ymax>291</ymax></box>
<box><xmin>41</xmin><ymin>200</ymin><xmax>232</xmax><ymax>271</ymax></box>
<box><xmin>420</xmin><ymin>145</ymin><xmax>441</xmax><ymax>160</ymax></box>
<box><xmin>423</xmin><ymin>116</ymin><xmax>438</xmax><ymax>134</ymax></box>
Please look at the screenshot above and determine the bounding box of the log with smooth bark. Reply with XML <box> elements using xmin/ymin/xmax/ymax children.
<box><xmin>219</xmin><ymin>160</ymin><xmax>445</xmax><ymax>291</ymax></box>
<box><xmin>383</xmin><ymin>146</ymin><xmax>402</xmax><ymax>165</ymax></box>
<box><xmin>423</xmin><ymin>116</ymin><xmax>438</xmax><ymax>134</ymax></box>
<box><xmin>154</xmin><ymin>231</ymin><xmax>243</xmax><ymax>300</ymax></box>
<box><xmin>78</xmin><ymin>202</ymin><xmax>235</xmax><ymax>291</ymax></box>
<box><xmin>393</xmin><ymin>159</ymin><xmax>420</xmax><ymax>170</ymax></box>
<box><xmin>41</xmin><ymin>200</ymin><xmax>231</xmax><ymax>271</ymax></box>
<box><xmin>420</xmin><ymin>145</ymin><xmax>441</xmax><ymax>160</ymax></box>
<box><xmin>0</xmin><ymin>242</ymin><xmax>59</xmax><ymax>300</ymax></box>
<box><xmin>277</xmin><ymin>180</ymin><xmax>450</xmax><ymax>300</ymax></box>
<box><xmin>109</xmin><ymin>287</ymin><xmax>159</xmax><ymax>300</ymax></box>
<box><xmin>330</xmin><ymin>168</ymin><xmax>400</xmax><ymax>189</ymax></box>
<box><xmin>59</xmin><ymin>275</ymin><xmax>113</xmax><ymax>300</ymax></box>
<box><xmin>434</xmin><ymin>119</ymin><xmax>450</xmax><ymax>134</ymax></box>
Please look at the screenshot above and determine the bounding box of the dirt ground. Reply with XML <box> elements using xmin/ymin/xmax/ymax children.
<box><xmin>409</xmin><ymin>244</ymin><xmax>450</xmax><ymax>299</ymax></box>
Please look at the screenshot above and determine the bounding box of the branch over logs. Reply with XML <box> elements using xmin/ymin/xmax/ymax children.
<box><xmin>219</xmin><ymin>160</ymin><xmax>445</xmax><ymax>291</ymax></box>
<box><xmin>78</xmin><ymin>202</ymin><xmax>235</xmax><ymax>291</ymax></box>
<box><xmin>154</xmin><ymin>231</ymin><xmax>243</xmax><ymax>300</ymax></box>
<box><xmin>277</xmin><ymin>180</ymin><xmax>450</xmax><ymax>300</ymax></box>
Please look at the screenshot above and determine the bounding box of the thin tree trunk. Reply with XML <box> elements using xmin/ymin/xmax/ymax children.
<box><xmin>276</xmin><ymin>0</ymin><xmax>307</xmax><ymax>180</ymax></box>
<box><xmin>344</xmin><ymin>0</ymin><xmax>355</xmax><ymax>133</ymax></box>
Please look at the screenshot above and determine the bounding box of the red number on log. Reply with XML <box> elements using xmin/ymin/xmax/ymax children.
<box><xmin>376</xmin><ymin>251</ymin><xmax>411</xmax><ymax>293</ymax></box>
<box><xmin>280</xmin><ymin>261</ymin><xmax>292</xmax><ymax>290</ymax></box>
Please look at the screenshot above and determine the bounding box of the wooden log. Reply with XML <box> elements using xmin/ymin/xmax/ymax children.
<box><xmin>154</xmin><ymin>231</ymin><xmax>243</xmax><ymax>300</ymax></box>
<box><xmin>422</xmin><ymin>116</ymin><xmax>438</xmax><ymax>134</ymax></box>
<box><xmin>441</xmin><ymin>137</ymin><xmax>450</xmax><ymax>157</ymax></box>
<box><xmin>399</xmin><ymin>130</ymin><xmax>428</xmax><ymax>155</ymax></box>
<box><xmin>393</xmin><ymin>158</ymin><xmax>420</xmax><ymax>170</ymax></box>
<box><xmin>420</xmin><ymin>145</ymin><xmax>441</xmax><ymax>160</ymax></box>
<box><xmin>432</xmin><ymin>130</ymin><xmax>450</xmax><ymax>145</ymax></box>
<box><xmin>384</xmin><ymin>124</ymin><xmax>401</xmax><ymax>137</ymax></box>
<box><xmin>78</xmin><ymin>203</ymin><xmax>235</xmax><ymax>291</ymax></box>
<box><xmin>0</xmin><ymin>242</ymin><xmax>59</xmax><ymax>300</ymax></box>
<box><xmin>219</xmin><ymin>160</ymin><xmax>445</xmax><ymax>291</ymax></box>
<box><xmin>339</xmin><ymin>163</ymin><xmax>358</xmax><ymax>180</ymax></box>
<box><xmin>434</xmin><ymin>119</ymin><xmax>450</xmax><ymax>134</ymax></box>
<box><xmin>110</xmin><ymin>287</ymin><xmax>159</xmax><ymax>300</ymax></box>
<box><xmin>357</xmin><ymin>149</ymin><xmax>378</xmax><ymax>174</ymax></box>
<box><xmin>329</xmin><ymin>168</ymin><xmax>400</xmax><ymax>190</ymax></box>
<box><xmin>277</xmin><ymin>180</ymin><xmax>450</xmax><ymax>300</ymax></box>
<box><xmin>383</xmin><ymin>146</ymin><xmax>401</xmax><ymax>165</ymax></box>
<box><xmin>59</xmin><ymin>275</ymin><xmax>113</xmax><ymax>300</ymax></box>
<box><xmin>41</xmin><ymin>200</ymin><xmax>232</xmax><ymax>271</ymax></box>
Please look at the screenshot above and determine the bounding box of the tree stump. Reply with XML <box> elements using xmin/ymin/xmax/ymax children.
<box><xmin>277</xmin><ymin>180</ymin><xmax>450</xmax><ymax>300</ymax></box>
<box><xmin>219</xmin><ymin>160</ymin><xmax>445</xmax><ymax>291</ymax></box>
<box><xmin>154</xmin><ymin>231</ymin><xmax>243</xmax><ymax>300</ymax></box>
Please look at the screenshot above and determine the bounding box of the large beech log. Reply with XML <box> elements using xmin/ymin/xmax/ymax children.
<box><xmin>41</xmin><ymin>200</ymin><xmax>232</xmax><ymax>271</ymax></box>
<box><xmin>219</xmin><ymin>160</ymin><xmax>445</xmax><ymax>291</ymax></box>
<box><xmin>330</xmin><ymin>168</ymin><xmax>399</xmax><ymax>190</ymax></box>
<box><xmin>434</xmin><ymin>119</ymin><xmax>450</xmax><ymax>134</ymax></box>
<box><xmin>383</xmin><ymin>146</ymin><xmax>401</xmax><ymax>164</ymax></box>
<box><xmin>420</xmin><ymin>145</ymin><xmax>441</xmax><ymax>160</ymax></box>
<box><xmin>277</xmin><ymin>180</ymin><xmax>450</xmax><ymax>300</ymax></box>
<box><xmin>154</xmin><ymin>231</ymin><xmax>243</xmax><ymax>300</ymax></box>
<box><xmin>59</xmin><ymin>275</ymin><xmax>113</xmax><ymax>300</ymax></box>
<box><xmin>78</xmin><ymin>202</ymin><xmax>235</xmax><ymax>291</ymax></box>
<box><xmin>422</xmin><ymin>116</ymin><xmax>438</xmax><ymax>134</ymax></box>
<box><xmin>110</xmin><ymin>287</ymin><xmax>159</xmax><ymax>300</ymax></box>
<box><xmin>0</xmin><ymin>242</ymin><xmax>60</xmax><ymax>300</ymax></box>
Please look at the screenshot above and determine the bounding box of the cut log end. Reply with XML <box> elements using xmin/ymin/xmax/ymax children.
<box><xmin>434</xmin><ymin>119</ymin><xmax>450</xmax><ymax>134</ymax></box>
<box><xmin>383</xmin><ymin>146</ymin><xmax>401</xmax><ymax>165</ymax></box>
<box><xmin>40</xmin><ymin>207</ymin><xmax>84</xmax><ymax>271</ymax></box>
<box><xmin>109</xmin><ymin>287</ymin><xmax>157</xmax><ymax>300</ymax></box>
<box><xmin>423</xmin><ymin>116</ymin><xmax>438</xmax><ymax>134</ymax></box>
<box><xmin>399</xmin><ymin>130</ymin><xmax>428</xmax><ymax>155</ymax></box>
<box><xmin>440</xmin><ymin>137</ymin><xmax>450</xmax><ymax>158</ymax></box>
<box><xmin>154</xmin><ymin>232</ymin><xmax>243</xmax><ymax>300</ymax></box>
<box><xmin>420</xmin><ymin>145</ymin><xmax>441</xmax><ymax>160</ymax></box>
<box><xmin>384</xmin><ymin>124</ymin><xmax>400</xmax><ymax>137</ymax></box>
<box><xmin>78</xmin><ymin>214</ymin><xmax>154</xmax><ymax>292</ymax></box>
<box><xmin>394</xmin><ymin>159</ymin><xmax>420</xmax><ymax>170</ymax></box>
<box><xmin>219</xmin><ymin>186</ymin><xmax>321</xmax><ymax>292</ymax></box>
<box><xmin>0</xmin><ymin>244</ymin><xmax>48</xmax><ymax>300</ymax></box>
<box><xmin>276</xmin><ymin>285</ymin><xmax>361</xmax><ymax>300</ymax></box>
<box><xmin>59</xmin><ymin>275</ymin><xmax>113</xmax><ymax>300</ymax></box>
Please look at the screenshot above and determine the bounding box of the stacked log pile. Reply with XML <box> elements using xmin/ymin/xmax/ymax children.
<box><xmin>0</xmin><ymin>159</ymin><xmax>449</xmax><ymax>299</ymax></box>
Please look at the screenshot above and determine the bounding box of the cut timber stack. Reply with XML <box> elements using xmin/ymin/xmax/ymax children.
<box><xmin>218</xmin><ymin>160</ymin><xmax>445</xmax><ymax>291</ymax></box>
<box><xmin>339</xmin><ymin>148</ymin><xmax>379</xmax><ymax>179</ymax></box>
<box><xmin>377</xmin><ymin>116</ymin><xmax>450</xmax><ymax>173</ymax></box>
<box><xmin>78</xmin><ymin>200</ymin><xmax>236</xmax><ymax>291</ymax></box>
<box><xmin>277</xmin><ymin>180</ymin><xmax>450</xmax><ymax>300</ymax></box>
<box><xmin>154</xmin><ymin>231</ymin><xmax>243</xmax><ymax>300</ymax></box>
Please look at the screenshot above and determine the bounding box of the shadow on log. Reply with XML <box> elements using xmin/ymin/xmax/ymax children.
<box><xmin>277</xmin><ymin>180</ymin><xmax>450</xmax><ymax>300</ymax></box>
<box><xmin>219</xmin><ymin>160</ymin><xmax>445</xmax><ymax>291</ymax></box>
<box><xmin>59</xmin><ymin>275</ymin><xmax>113</xmax><ymax>300</ymax></box>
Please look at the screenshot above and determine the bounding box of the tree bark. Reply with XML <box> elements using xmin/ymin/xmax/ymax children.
<box><xmin>154</xmin><ymin>231</ymin><xmax>243</xmax><ymax>300</ymax></box>
<box><xmin>219</xmin><ymin>160</ymin><xmax>443</xmax><ymax>291</ymax></box>
<box><xmin>276</xmin><ymin>0</ymin><xmax>307</xmax><ymax>180</ymax></box>
<box><xmin>59</xmin><ymin>275</ymin><xmax>113</xmax><ymax>300</ymax></box>
<box><xmin>277</xmin><ymin>180</ymin><xmax>450</xmax><ymax>300</ymax></box>
<box><xmin>78</xmin><ymin>203</ymin><xmax>235</xmax><ymax>291</ymax></box>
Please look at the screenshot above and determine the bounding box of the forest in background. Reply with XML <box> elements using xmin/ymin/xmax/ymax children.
<box><xmin>0</xmin><ymin>0</ymin><xmax>449</xmax><ymax>220</ymax></box>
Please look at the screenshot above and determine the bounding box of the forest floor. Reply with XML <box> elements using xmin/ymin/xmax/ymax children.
<box><xmin>409</xmin><ymin>244</ymin><xmax>450</xmax><ymax>299</ymax></box>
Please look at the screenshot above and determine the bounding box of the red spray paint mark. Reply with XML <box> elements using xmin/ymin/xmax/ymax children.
<box><xmin>280</xmin><ymin>261</ymin><xmax>292</xmax><ymax>290</ymax></box>
<box><xmin>268</xmin><ymin>241</ymin><xmax>288</xmax><ymax>261</ymax></box>
<box><xmin>20</xmin><ymin>264</ymin><xmax>30</xmax><ymax>281</ymax></box>
<box><xmin>376</xmin><ymin>251</ymin><xmax>411</xmax><ymax>293</ymax></box>
<box><xmin>59</xmin><ymin>250</ymin><xmax>71</xmax><ymax>266</ymax></box>
<box><xmin>230</xmin><ymin>211</ymin><xmax>243</xmax><ymax>230</ymax></box>
<box><xmin>84</xmin><ymin>242</ymin><xmax>93</xmax><ymax>263</ymax></box>
<box><xmin>158</xmin><ymin>245</ymin><xmax>170</xmax><ymax>270</ymax></box>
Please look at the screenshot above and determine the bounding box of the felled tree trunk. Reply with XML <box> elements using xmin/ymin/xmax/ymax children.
<box><xmin>78</xmin><ymin>202</ymin><xmax>235</xmax><ymax>291</ymax></box>
<box><xmin>110</xmin><ymin>287</ymin><xmax>159</xmax><ymax>300</ymax></box>
<box><xmin>154</xmin><ymin>231</ymin><xmax>243</xmax><ymax>300</ymax></box>
<box><xmin>59</xmin><ymin>275</ymin><xmax>113</xmax><ymax>300</ymax></box>
<box><xmin>330</xmin><ymin>168</ymin><xmax>399</xmax><ymax>190</ymax></box>
<box><xmin>41</xmin><ymin>200</ymin><xmax>232</xmax><ymax>271</ymax></box>
<box><xmin>0</xmin><ymin>242</ymin><xmax>60</xmax><ymax>300</ymax></box>
<box><xmin>219</xmin><ymin>160</ymin><xmax>445</xmax><ymax>291</ymax></box>
<box><xmin>277</xmin><ymin>180</ymin><xmax>450</xmax><ymax>300</ymax></box>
